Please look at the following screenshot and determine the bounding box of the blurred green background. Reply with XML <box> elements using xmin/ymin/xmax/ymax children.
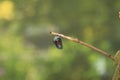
<box><xmin>0</xmin><ymin>0</ymin><xmax>120</xmax><ymax>80</ymax></box>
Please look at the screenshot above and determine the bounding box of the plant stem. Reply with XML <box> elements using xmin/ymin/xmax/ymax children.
<box><xmin>50</xmin><ymin>31</ymin><xmax>115</xmax><ymax>61</ymax></box>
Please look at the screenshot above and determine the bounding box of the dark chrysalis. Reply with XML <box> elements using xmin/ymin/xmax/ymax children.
<box><xmin>53</xmin><ymin>36</ymin><xmax>63</xmax><ymax>49</ymax></box>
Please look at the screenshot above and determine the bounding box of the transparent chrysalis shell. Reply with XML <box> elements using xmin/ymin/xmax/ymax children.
<box><xmin>53</xmin><ymin>36</ymin><xmax>63</xmax><ymax>49</ymax></box>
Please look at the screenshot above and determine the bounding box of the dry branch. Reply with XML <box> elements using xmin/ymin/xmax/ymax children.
<box><xmin>50</xmin><ymin>31</ymin><xmax>115</xmax><ymax>61</ymax></box>
<box><xmin>112</xmin><ymin>50</ymin><xmax>120</xmax><ymax>80</ymax></box>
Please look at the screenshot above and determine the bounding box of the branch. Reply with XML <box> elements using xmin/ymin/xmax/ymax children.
<box><xmin>50</xmin><ymin>31</ymin><xmax>115</xmax><ymax>61</ymax></box>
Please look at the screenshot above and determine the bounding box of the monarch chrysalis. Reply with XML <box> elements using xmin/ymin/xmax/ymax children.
<box><xmin>53</xmin><ymin>36</ymin><xmax>63</xmax><ymax>49</ymax></box>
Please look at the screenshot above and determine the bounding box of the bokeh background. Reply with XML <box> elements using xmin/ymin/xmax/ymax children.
<box><xmin>0</xmin><ymin>0</ymin><xmax>120</xmax><ymax>80</ymax></box>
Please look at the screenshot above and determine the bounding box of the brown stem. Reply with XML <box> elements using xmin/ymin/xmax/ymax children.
<box><xmin>50</xmin><ymin>31</ymin><xmax>115</xmax><ymax>61</ymax></box>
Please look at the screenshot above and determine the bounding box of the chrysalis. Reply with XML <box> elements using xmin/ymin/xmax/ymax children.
<box><xmin>53</xmin><ymin>36</ymin><xmax>63</xmax><ymax>49</ymax></box>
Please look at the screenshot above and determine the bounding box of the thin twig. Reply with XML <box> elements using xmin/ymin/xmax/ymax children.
<box><xmin>50</xmin><ymin>31</ymin><xmax>115</xmax><ymax>61</ymax></box>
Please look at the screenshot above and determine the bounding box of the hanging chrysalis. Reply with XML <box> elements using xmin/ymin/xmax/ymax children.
<box><xmin>53</xmin><ymin>36</ymin><xmax>63</xmax><ymax>49</ymax></box>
